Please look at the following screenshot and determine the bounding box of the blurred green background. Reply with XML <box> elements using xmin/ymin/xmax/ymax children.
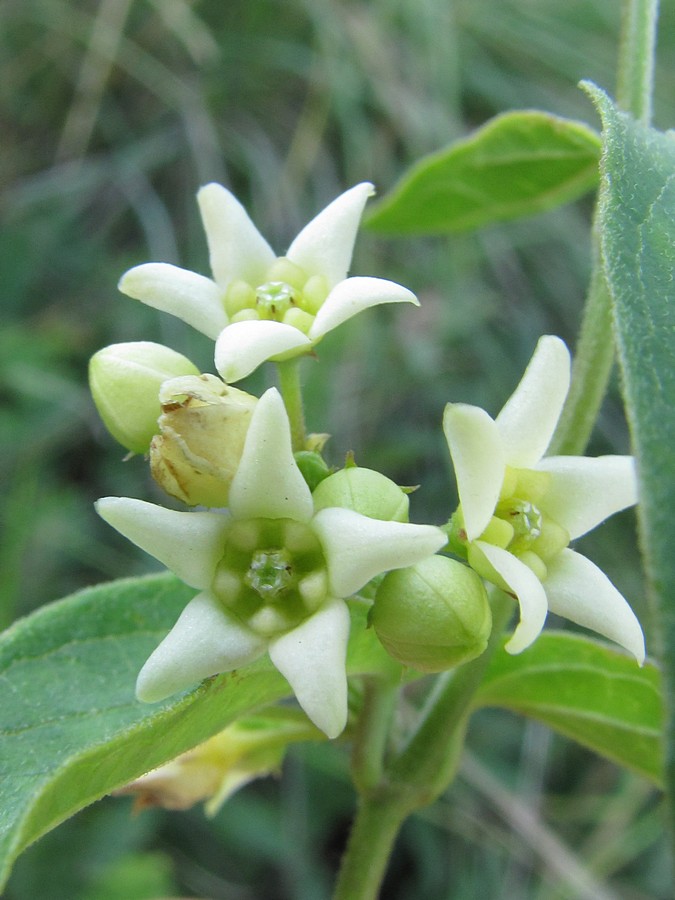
<box><xmin>2</xmin><ymin>0</ymin><xmax>672</xmax><ymax>897</ymax></box>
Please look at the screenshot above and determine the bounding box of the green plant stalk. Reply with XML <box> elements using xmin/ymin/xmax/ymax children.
<box><xmin>332</xmin><ymin>591</ymin><xmax>513</xmax><ymax>900</ymax></box>
<box><xmin>350</xmin><ymin>676</ymin><xmax>398</xmax><ymax>794</ymax></box>
<box><xmin>551</xmin><ymin>0</ymin><xmax>658</xmax><ymax>455</ymax></box>
<box><xmin>549</xmin><ymin>222</ymin><xmax>613</xmax><ymax>456</ymax></box>
<box><xmin>332</xmin><ymin>787</ymin><xmax>420</xmax><ymax>900</ymax></box>
<box><xmin>276</xmin><ymin>357</ymin><xmax>307</xmax><ymax>451</ymax></box>
<box><xmin>617</xmin><ymin>0</ymin><xmax>659</xmax><ymax>125</ymax></box>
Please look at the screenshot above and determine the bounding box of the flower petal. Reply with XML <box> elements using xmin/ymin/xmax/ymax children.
<box><xmin>268</xmin><ymin>599</ymin><xmax>350</xmax><ymax>738</ymax></box>
<box><xmin>495</xmin><ymin>335</ymin><xmax>570</xmax><ymax>467</ymax></box>
<box><xmin>312</xmin><ymin>507</ymin><xmax>446</xmax><ymax>598</ymax></box>
<box><xmin>136</xmin><ymin>592</ymin><xmax>266</xmax><ymax>702</ymax></box>
<box><xmin>287</xmin><ymin>182</ymin><xmax>374</xmax><ymax>288</ymax></box>
<box><xmin>228</xmin><ymin>388</ymin><xmax>313</xmax><ymax>522</ymax></box>
<box><xmin>96</xmin><ymin>497</ymin><xmax>229</xmax><ymax>590</ymax></box>
<box><xmin>473</xmin><ymin>541</ymin><xmax>548</xmax><ymax>654</ymax></box>
<box><xmin>442</xmin><ymin>404</ymin><xmax>505</xmax><ymax>541</ymax></box>
<box><xmin>214</xmin><ymin>320</ymin><xmax>312</xmax><ymax>383</ymax></box>
<box><xmin>537</xmin><ymin>456</ymin><xmax>637</xmax><ymax>539</ymax></box>
<box><xmin>119</xmin><ymin>263</ymin><xmax>228</xmax><ymax>340</ymax></box>
<box><xmin>544</xmin><ymin>549</ymin><xmax>645</xmax><ymax>664</ymax></box>
<box><xmin>309</xmin><ymin>276</ymin><xmax>418</xmax><ymax>340</ymax></box>
<box><xmin>197</xmin><ymin>183</ymin><xmax>275</xmax><ymax>288</ymax></box>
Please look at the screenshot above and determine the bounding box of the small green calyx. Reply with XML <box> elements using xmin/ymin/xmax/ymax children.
<box><xmin>213</xmin><ymin>518</ymin><xmax>328</xmax><ymax>637</ymax></box>
<box><xmin>224</xmin><ymin>257</ymin><xmax>329</xmax><ymax>334</ymax></box>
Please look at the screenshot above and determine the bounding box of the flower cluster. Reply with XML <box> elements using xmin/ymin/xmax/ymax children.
<box><xmin>92</xmin><ymin>183</ymin><xmax>645</xmax><ymax>747</ymax></box>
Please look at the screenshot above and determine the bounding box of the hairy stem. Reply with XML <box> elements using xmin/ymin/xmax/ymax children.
<box><xmin>617</xmin><ymin>0</ymin><xmax>659</xmax><ymax>125</ymax></box>
<box><xmin>551</xmin><ymin>0</ymin><xmax>659</xmax><ymax>455</ymax></box>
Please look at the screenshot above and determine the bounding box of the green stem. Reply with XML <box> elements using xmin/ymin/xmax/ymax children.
<box><xmin>388</xmin><ymin>590</ymin><xmax>512</xmax><ymax>796</ymax></box>
<box><xmin>617</xmin><ymin>0</ymin><xmax>659</xmax><ymax>125</ymax></box>
<box><xmin>350</xmin><ymin>677</ymin><xmax>398</xmax><ymax>794</ymax></box>
<box><xmin>332</xmin><ymin>789</ymin><xmax>416</xmax><ymax>900</ymax></box>
<box><xmin>276</xmin><ymin>358</ymin><xmax>307</xmax><ymax>451</ymax></box>
<box><xmin>551</xmin><ymin>0</ymin><xmax>659</xmax><ymax>455</ymax></box>
<box><xmin>549</xmin><ymin>222</ymin><xmax>613</xmax><ymax>456</ymax></box>
<box><xmin>333</xmin><ymin>591</ymin><xmax>513</xmax><ymax>899</ymax></box>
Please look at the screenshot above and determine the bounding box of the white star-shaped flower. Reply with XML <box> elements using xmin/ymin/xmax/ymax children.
<box><xmin>97</xmin><ymin>388</ymin><xmax>445</xmax><ymax>738</ymax></box>
<box><xmin>443</xmin><ymin>335</ymin><xmax>645</xmax><ymax>662</ymax></box>
<box><xmin>118</xmin><ymin>183</ymin><xmax>418</xmax><ymax>383</ymax></box>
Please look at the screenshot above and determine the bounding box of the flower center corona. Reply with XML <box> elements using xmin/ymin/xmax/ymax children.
<box><xmin>448</xmin><ymin>466</ymin><xmax>571</xmax><ymax>583</ymax></box>
<box><xmin>212</xmin><ymin>518</ymin><xmax>329</xmax><ymax>636</ymax></box>
<box><xmin>223</xmin><ymin>257</ymin><xmax>329</xmax><ymax>334</ymax></box>
<box><xmin>245</xmin><ymin>548</ymin><xmax>293</xmax><ymax>599</ymax></box>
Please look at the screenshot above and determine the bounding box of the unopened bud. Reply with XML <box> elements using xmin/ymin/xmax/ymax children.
<box><xmin>89</xmin><ymin>342</ymin><xmax>200</xmax><ymax>454</ymax></box>
<box><xmin>312</xmin><ymin>466</ymin><xmax>409</xmax><ymax>522</ymax></box>
<box><xmin>371</xmin><ymin>555</ymin><xmax>491</xmax><ymax>671</ymax></box>
<box><xmin>150</xmin><ymin>374</ymin><xmax>257</xmax><ymax>507</ymax></box>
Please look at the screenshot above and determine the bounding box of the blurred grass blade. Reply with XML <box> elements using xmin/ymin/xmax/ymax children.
<box><xmin>0</xmin><ymin>573</ymin><xmax>394</xmax><ymax>889</ymax></box>
<box><xmin>365</xmin><ymin>111</ymin><xmax>601</xmax><ymax>235</ymax></box>
<box><xmin>476</xmin><ymin>632</ymin><xmax>663</xmax><ymax>784</ymax></box>
<box><xmin>587</xmin><ymin>82</ymin><xmax>675</xmax><ymax>825</ymax></box>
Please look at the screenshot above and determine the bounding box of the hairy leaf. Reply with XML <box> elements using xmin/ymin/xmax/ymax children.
<box><xmin>476</xmin><ymin>632</ymin><xmax>662</xmax><ymax>784</ymax></box>
<box><xmin>0</xmin><ymin>574</ymin><xmax>394</xmax><ymax>888</ymax></box>
<box><xmin>366</xmin><ymin>111</ymin><xmax>600</xmax><ymax>234</ymax></box>
<box><xmin>586</xmin><ymin>82</ymin><xmax>675</xmax><ymax>825</ymax></box>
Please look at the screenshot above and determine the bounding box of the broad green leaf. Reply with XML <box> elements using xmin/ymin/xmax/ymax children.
<box><xmin>476</xmin><ymin>632</ymin><xmax>663</xmax><ymax>784</ymax></box>
<box><xmin>0</xmin><ymin>573</ymin><xmax>396</xmax><ymax>889</ymax></box>
<box><xmin>366</xmin><ymin>111</ymin><xmax>601</xmax><ymax>235</ymax></box>
<box><xmin>587</xmin><ymin>84</ymin><xmax>675</xmax><ymax>824</ymax></box>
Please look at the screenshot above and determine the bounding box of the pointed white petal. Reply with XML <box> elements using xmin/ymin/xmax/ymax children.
<box><xmin>96</xmin><ymin>497</ymin><xmax>229</xmax><ymax>590</ymax></box>
<box><xmin>287</xmin><ymin>183</ymin><xmax>374</xmax><ymax>287</ymax></box>
<box><xmin>119</xmin><ymin>263</ymin><xmax>228</xmax><ymax>340</ymax></box>
<box><xmin>537</xmin><ymin>456</ymin><xmax>637</xmax><ymax>539</ymax></box>
<box><xmin>228</xmin><ymin>388</ymin><xmax>313</xmax><ymax>522</ymax></box>
<box><xmin>312</xmin><ymin>507</ymin><xmax>446</xmax><ymax>598</ymax></box>
<box><xmin>268</xmin><ymin>599</ymin><xmax>350</xmax><ymax>738</ymax></box>
<box><xmin>442</xmin><ymin>404</ymin><xmax>505</xmax><ymax>541</ymax></box>
<box><xmin>496</xmin><ymin>335</ymin><xmax>570</xmax><ymax>467</ymax></box>
<box><xmin>473</xmin><ymin>541</ymin><xmax>548</xmax><ymax>654</ymax></box>
<box><xmin>309</xmin><ymin>277</ymin><xmax>418</xmax><ymax>340</ymax></box>
<box><xmin>544</xmin><ymin>549</ymin><xmax>645</xmax><ymax>664</ymax></box>
<box><xmin>136</xmin><ymin>592</ymin><xmax>266</xmax><ymax>702</ymax></box>
<box><xmin>214</xmin><ymin>320</ymin><xmax>312</xmax><ymax>383</ymax></box>
<box><xmin>197</xmin><ymin>183</ymin><xmax>275</xmax><ymax>288</ymax></box>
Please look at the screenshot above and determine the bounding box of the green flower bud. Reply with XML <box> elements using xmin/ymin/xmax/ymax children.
<box><xmin>89</xmin><ymin>342</ymin><xmax>200</xmax><ymax>454</ymax></box>
<box><xmin>150</xmin><ymin>374</ymin><xmax>257</xmax><ymax>507</ymax></box>
<box><xmin>371</xmin><ymin>555</ymin><xmax>491</xmax><ymax>672</ymax></box>
<box><xmin>312</xmin><ymin>467</ymin><xmax>409</xmax><ymax>522</ymax></box>
<box><xmin>294</xmin><ymin>451</ymin><xmax>331</xmax><ymax>492</ymax></box>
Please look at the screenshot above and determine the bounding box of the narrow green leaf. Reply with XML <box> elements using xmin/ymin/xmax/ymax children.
<box><xmin>587</xmin><ymin>83</ymin><xmax>675</xmax><ymax>826</ymax></box>
<box><xmin>366</xmin><ymin>111</ymin><xmax>601</xmax><ymax>234</ymax></box>
<box><xmin>0</xmin><ymin>574</ymin><xmax>395</xmax><ymax>889</ymax></box>
<box><xmin>475</xmin><ymin>632</ymin><xmax>663</xmax><ymax>784</ymax></box>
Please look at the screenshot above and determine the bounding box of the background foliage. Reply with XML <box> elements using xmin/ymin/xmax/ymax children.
<box><xmin>2</xmin><ymin>0</ymin><xmax>673</xmax><ymax>896</ymax></box>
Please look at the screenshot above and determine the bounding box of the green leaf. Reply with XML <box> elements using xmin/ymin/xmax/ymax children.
<box><xmin>366</xmin><ymin>110</ymin><xmax>601</xmax><ymax>235</ymax></box>
<box><xmin>587</xmin><ymin>83</ymin><xmax>675</xmax><ymax>824</ymax></box>
<box><xmin>0</xmin><ymin>573</ymin><xmax>395</xmax><ymax>889</ymax></box>
<box><xmin>475</xmin><ymin>632</ymin><xmax>663</xmax><ymax>784</ymax></box>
